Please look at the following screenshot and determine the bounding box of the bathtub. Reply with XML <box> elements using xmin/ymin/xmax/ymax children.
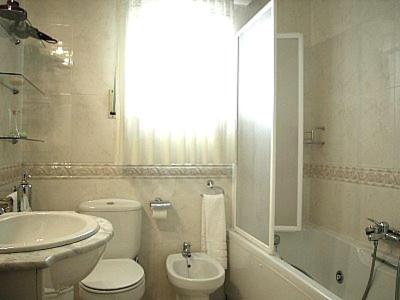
<box><xmin>228</xmin><ymin>228</ymin><xmax>397</xmax><ymax>300</ymax></box>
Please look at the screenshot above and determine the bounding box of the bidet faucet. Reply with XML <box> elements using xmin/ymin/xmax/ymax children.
<box><xmin>182</xmin><ymin>242</ymin><xmax>192</xmax><ymax>258</ymax></box>
<box><xmin>365</xmin><ymin>218</ymin><xmax>400</xmax><ymax>242</ymax></box>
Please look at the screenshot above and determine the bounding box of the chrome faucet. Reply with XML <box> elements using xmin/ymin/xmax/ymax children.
<box><xmin>365</xmin><ymin>218</ymin><xmax>400</xmax><ymax>242</ymax></box>
<box><xmin>16</xmin><ymin>172</ymin><xmax>32</xmax><ymax>212</ymax></box>
<box><xmin>182</xmin><ymin>242</ymin><xmax>192</xmax><ymax>258</ymax></box>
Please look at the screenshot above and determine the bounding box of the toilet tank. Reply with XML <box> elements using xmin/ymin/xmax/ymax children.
<box><xmin>79</xmin><ymin>199</ymin><xmax>142</xmax><ymax>259</ymax></box>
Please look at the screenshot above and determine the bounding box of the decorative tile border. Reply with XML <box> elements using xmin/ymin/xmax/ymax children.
<box><xmin>304</xmin><ymin>163</ymin><xmax>400</xmax><ymax>189</ymax></box>
<box><xmin>0</xmin><ymin>164</ymin><xmax>22</xmax><ymax>186</ymax></box>
<box><xmin>23</xmin><ymin>163</ymin><xmax>233</xmax><ymax>179</ymax></box>
<box><xmin>9</xmin><ymin>163</ymin><xmax>399</xmax><ymax>189</ymax></box>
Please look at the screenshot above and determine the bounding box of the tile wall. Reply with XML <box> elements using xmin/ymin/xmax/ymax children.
<box><xmin>22</xmin><ymin>0</ymin><xmax>118</xmax><ymax>163</ymax></box>
<box><xmin>277</xmin><ymin>0</ymin><xmax>400</xmax><ymax>254</ymax></box>
<box><xmin>306</xmin><ymin>0</ymin><xmax>400</xmax><ymax>253</ymax></box>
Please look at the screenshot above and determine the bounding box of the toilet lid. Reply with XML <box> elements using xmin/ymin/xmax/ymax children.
<box><xmin>81</xmin><ymin>259</ymin><xmax>145</xmax><ymax>291</ymax></box>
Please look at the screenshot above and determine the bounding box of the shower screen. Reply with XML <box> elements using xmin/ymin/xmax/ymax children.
<box><xmin>235</xmin><ymin>1</ymin><xmax>276</xmax><ymax>251</ymax></box>
<box><xmin>275</xmin><ymin>34</ymin><xmax>303</xmax><ymax>231</ymax></box>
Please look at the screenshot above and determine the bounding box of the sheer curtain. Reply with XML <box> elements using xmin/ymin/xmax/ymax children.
<box><xmin>119</xmin><ymin>0</ymin><xmax>235</xmax><ymax>165</ymax></box>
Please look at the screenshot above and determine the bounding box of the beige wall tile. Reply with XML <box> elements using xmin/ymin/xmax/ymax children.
<box><xmin>352</xmin><ymin>0</ymin><xmax>396</xmax><ymax>28</ymax></box>
<box><xmin>309</xmin><ymin>179</ymin><xmax>362</xmax><ymax>241</ymax></box>
<box><xmin>23</xmin><ymin>95</ymin><xmax>72</xmax><ymax>163</ymax></box>
<box><xmin>302</xmin><ymin>0</ymin><xmax>400</xmax><ymax>253</ymax></box>
<box><xmin>22</xmin><ymin>0</ymin><xmax>117</xmax><ymax>165</ymax></box>
<box><xmin>357</xmin><ymin>15</ymin><xmax>396</xmax><ymax>94</ymax></box>
<box><xmin>310</xmin><ymin>0</ymin><xmax>353</xmax><ymax>46</ymax></box>
<box><xmin>277</xmin><ymin>0</ymin><xmax>311</xmax><ymax>46</ymax></box>
<box><xmin>394</xmin><ymin>1</ymin><xmax>400</xmax><ymax>88</ymax></box>
<box><xmin>23</xmin><ymin>24</ymin><xmax>73</xmax><ymax>96</ymax></box>
<box><xmin>70</xmin><ymin>94</ymin><xmax>117</xmax><ymax>163</ymax></box>
<box><xmin>25</xmin><ymin>0</ymin><xmax>73</xmax><ymax>25</ymax></box>
<box><xmin>70</xmin><ymin>0</ymin><xmax>116</xmax><ymax>95</ymax></box>
<box><xmin>310</xmin><ymin>94</ymin><xmax>359</xmax><ymax>166</ymax></box>
<box><xmin>396</xmin><ymin>87</ymin><xmax>400</xmax><ymax>168</ymax></box>
<box><xmin>358</xmin><ymin>88</ymin><xmax>396</xmax><ymax>168</ymax></box>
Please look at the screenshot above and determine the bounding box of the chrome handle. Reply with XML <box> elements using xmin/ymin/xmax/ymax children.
<box><xmin>368</xmin><ymin>218</ymin><xmax>380</xmax><ymax>226</ymax></box>
<box><xmin>390</xmin><ymin>228</ymin><xmax>400</xmax><ymax>236</ymax></box>
<box><xmin>109</xmin><ymin>89</ymin><xmax>116</xmax><ymax>119</ymax></box>
<box><xmin>367</xmin><ymin>218</ymin><xmax>389</xmax><ymax>234</ymax></box>
<box><xmin>182</xmin><ymin>242</ymin><xmax>192</xmax><ymax>257</ymax></box>
<box><xmin>21</xmin><ymin>172</ymin><xmax>31</xmax><ymax>183</ymax></box>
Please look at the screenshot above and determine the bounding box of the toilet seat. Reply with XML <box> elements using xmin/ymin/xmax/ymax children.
<box><xmin>80</xmin><ymin>259</ymin><xmax>145</xmax><ymax>293</ymax></box>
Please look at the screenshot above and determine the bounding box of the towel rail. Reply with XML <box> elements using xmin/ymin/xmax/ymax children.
<box><xmin>200</xmin><ymin>180</ymin><xmax>224</xmax><ymax>197</ymax></box>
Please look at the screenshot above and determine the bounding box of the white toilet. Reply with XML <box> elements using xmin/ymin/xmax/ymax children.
<box><xmin>78</xmin><ymin>199</ymin><xmax>145</xmax><ymax>300</ymax></box>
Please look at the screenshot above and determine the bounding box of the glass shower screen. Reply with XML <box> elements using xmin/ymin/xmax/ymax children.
<box><xmin>235</xmin><ymin>1</ymin><xmax>275</xmax><ymax>250</ymax></box>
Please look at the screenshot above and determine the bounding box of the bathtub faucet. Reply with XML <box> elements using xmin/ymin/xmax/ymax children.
<box><xmin>365</xmin><ymin>218</ymin><xmax>400</xmax><ymax>242</ymax></box>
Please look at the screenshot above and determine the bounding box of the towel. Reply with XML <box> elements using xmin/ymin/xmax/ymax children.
<box><xmin>21</xmin><ymin>193</ymin><xmax>31</xmax><ymax>212</ymax></box>
<box><xmin>6</xmin><ymin>191</ymin><xmax>18</xmax><ymax>212</ymax></box>
<box><xmin>201</xmin><ymin>193</ymin><xmax>227</xmax><ymax>269</ymax></box>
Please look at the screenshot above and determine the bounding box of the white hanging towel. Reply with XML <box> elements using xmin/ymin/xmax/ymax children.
<box><xmin>6</xmin><ymin>191</ymin><xmax>18</xmax><ymax>212</ymax></box>
<box><xmin>201</xmin><ymin>193</ymin><xmax>227</xmax><ymax>269</ymax></box>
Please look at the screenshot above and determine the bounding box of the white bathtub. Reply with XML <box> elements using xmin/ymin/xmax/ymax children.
<box><xmin>279</xmin><ymin>227</ymin><xmax>397</xmax><ymax>299</ymax></box>
<box><xmin>228</xmin><ymin>228</ymin><xmax>397</xmax><ymax>300</ymax></box>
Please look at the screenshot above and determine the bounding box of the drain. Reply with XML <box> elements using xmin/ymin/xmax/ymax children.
<box><xmin>336</xmin><ymin>270</ymin><xmax>344</xmax><ymax>284</ymax></box>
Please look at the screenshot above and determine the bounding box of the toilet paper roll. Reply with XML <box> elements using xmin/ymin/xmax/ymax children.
<box><xmin>152</xmin><ymin>209</ymin><xmax>167</xmax><ymax>220</ymax></box>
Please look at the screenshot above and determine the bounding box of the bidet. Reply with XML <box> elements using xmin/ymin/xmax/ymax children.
<box><xmin>166</xmin><ymin>252</ymin><xmax>225</xmax><ymax>300</ymax></box>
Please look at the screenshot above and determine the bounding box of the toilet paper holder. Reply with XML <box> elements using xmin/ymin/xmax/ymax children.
<box><xmin>150</xmin><ymin>197</ymin><xmax>172</xmax><ymax>210</ymax></box>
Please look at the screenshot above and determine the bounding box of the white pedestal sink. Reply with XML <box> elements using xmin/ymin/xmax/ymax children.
<box><xmin>0</xmin><ymin>212</ymin><xmax>113</xmax><ymax>300</ymax></box>
<box><xmin>0</xmin><ymin>212</ymin><xmax>100</xmax><ymax>253</ymax></box>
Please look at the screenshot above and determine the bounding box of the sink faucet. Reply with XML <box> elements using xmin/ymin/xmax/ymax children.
<box><xmin>16</xmin><ymin>172</ymin><xmax>32</xmax><ymax>212</ymax></box>
<box><xmin>365</xmin><ymin>218</ymin><xmax>400</xmax><ymax>242</ymax></box>
<box><xmin>182</xmin><ymin>242</ymin><xmax>192</xmax><ymax>258</ymax></box>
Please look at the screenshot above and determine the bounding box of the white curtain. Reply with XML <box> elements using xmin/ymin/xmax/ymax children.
<box><xmin>119</xmin><ymin>0</ymin><xmax>235</xmax><ymax>165</ymax></box>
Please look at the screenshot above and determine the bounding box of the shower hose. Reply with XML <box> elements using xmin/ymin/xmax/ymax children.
<box><xmin>362</xmin><ymin>241</ymin><xmax>400</xmax><ymax>300</ymax></box>
<box><xmin>396</xmin><ymin>255</ymin><xmax>400</xmax><ymax>300</ymax></box>
<box><xmin>362</xmin><ymin>241</ymin><xmax>378</xmax><ymax>300</ymax></box>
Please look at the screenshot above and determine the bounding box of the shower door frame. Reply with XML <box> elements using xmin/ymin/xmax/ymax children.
<box><xmin>232</xmin><ymin>0</ymin><xmax>277</xmax><ymax>255</ymax></box>
<box><xmin>274</xmin><ymin>33</ymin><xmax>304</xmax><ymax>232</ymax></box>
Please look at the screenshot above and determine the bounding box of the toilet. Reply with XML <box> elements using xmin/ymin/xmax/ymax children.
<box><xmin>78</xmin><ymin>199</ymin><xmax>145</xmax><ymax>300</ymax></box>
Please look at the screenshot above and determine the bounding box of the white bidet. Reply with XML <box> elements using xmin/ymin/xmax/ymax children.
<box><xmin>166</xmin><ymin>253</ymin><xmax>225</xmax><ymax>300</ymax></box>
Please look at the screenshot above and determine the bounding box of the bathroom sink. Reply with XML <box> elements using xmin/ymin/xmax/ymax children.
<box><xmin>0</xmin><ymin>212</ymin><xmax>100</xmax><ymax>253</ymax></box>
<box><xmin>166</xmin><ymin>253</ymin><xmax>225</xmax><ymax>299</ymax></box>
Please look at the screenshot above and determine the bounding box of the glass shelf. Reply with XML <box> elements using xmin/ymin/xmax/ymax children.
<box><xmin>0</xmin><ymin>22</ymin><xmax>21</xmax><ymax>46</ymax></box>
<box><xmin>0</xmin><ymin>136</ymin><xmax>45</xmax><ymax>144</ymax></box>
<box><xmin>0</xmin><ymin>72</ymin><xmax>45</xmax><ymax>96</ymax></box>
